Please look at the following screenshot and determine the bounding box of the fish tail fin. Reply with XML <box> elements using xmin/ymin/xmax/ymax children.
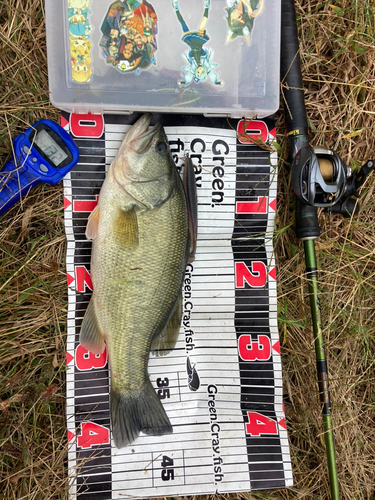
<box><xmin>111</xmin><ymin>378</ymin><xmax>172</xmax><ymax>448</ymax></box>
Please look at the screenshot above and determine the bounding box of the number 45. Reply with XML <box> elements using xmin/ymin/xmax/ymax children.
<box><xmin>161</xmin><ymin>455</ymin><xmax>174</xmax><ymax>481</ymax></box>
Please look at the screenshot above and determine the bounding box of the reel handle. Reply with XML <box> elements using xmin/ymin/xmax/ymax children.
<box><xmin>329</xmin><ymin>197</ymin><xmax>359</xmax><ymax>218</ymax></box>
<box><xmin>327</xmin><ymin>159</ymin><xmax>375</xmax><ymax>217</ymax></box>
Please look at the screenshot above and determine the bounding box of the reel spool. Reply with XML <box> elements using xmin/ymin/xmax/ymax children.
<box><xmin>291</xmin><ymin>146</ymin><xmax>349</xmax><ymax>208</ymax></box>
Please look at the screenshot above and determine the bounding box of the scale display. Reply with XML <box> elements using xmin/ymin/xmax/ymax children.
<box><xmin>62</xmin><ymin>112</ymin><xmax>293</xmax><ymax>499</ymax></box>
<box><xmin>34</xmin><ymin>129</ymin><xmax>69</xmax><ymax>166</ymax></box>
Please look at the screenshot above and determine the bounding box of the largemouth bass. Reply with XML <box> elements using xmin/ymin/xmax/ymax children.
<box><xmin>80</xmin><ymin>114</ymin><xmax>197</xmax><ymax>448</ymax></box>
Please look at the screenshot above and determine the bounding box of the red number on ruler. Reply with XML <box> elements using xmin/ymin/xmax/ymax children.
<box><xmin>70</xmin><ymin>113</ymin><xmax>104</xmax><ymax>138</ymax></box>
<box><xmin>238</xmin><ymin>335</ymin><xmax>271</xmax><ymax>361</ymax></box>
<box><xmin>246</xmin><ymin>412</ymin><xmax>278</xmax><ymax>436</ymax></box>
<box><xmin>77</xmin><ymin>422</ymin><xmax>110</xmax><ymax>449</ymax></box>
<box><xmin>235</xmin><ymin>261</ymin><xmax>267</xmax><ymax>288</ymax></box>
<box><xmin>236</xmin><ymin>197</ymin><xmax>268</xmax><ymax>214</ymax></box>
<box><xmin>75</xmin><ymin>266</ymin><xmax>93</xmax><ymax>292</ymax></box>
<box><xmin>75</xmin><ymin>345</ymin><xmax>107</xmax><ymax>371</ymax></box>
<box><xmin>73</xmin><ymin>195</ymin><xmax>99</xmax><ymax>213</ymax></box>
<box><xmin>237</xmin><ymin>120</ymin><xmax>268</xmax><ymax>144</ymax></box>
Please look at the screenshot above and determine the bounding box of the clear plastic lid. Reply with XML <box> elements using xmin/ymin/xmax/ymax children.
<box><xmin>46</xmin><ymin>0</ymin><xmax>280</xmax><ymax>118</ymax></box>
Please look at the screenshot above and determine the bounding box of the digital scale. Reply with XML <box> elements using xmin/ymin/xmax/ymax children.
<box><xmin>0</xmin><ymin>119</ymin><xmax>79</xmax><ymax>215</ymax></box>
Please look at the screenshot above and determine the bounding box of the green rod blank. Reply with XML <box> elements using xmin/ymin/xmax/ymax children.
<box><xmin>303</xmin><ymin>239</ymin><xmax>340</xmax><ymax>500</ymax></box>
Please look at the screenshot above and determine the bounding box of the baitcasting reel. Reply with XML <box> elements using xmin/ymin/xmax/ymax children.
<box><xmin>291</xmin><ymin>145</ymin><xmax>375</xmax><ymax>217</ymax></box>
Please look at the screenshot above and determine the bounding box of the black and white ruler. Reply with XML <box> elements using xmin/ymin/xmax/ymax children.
<box><xmin>63</xmin><ymin>112</ymin><xmax>293</xmax><ymax>499</ymax></box>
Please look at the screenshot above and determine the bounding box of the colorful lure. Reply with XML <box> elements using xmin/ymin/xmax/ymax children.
<box><xmin>68</xmin><ymin>0</ymin><xmax>93</xmax><ymax>83</ymax></box>
<box><xmin>99</xmin><ymin>1</ymin><xmax>158</xmax><ymax>74</ymax></box>
<box><xmin>172</xmin><ymin>0</ymin><xmax>222</xmax><ymax>86</ymax></box>
<box><xmin>225</xmin><ymin>0</ymin><xmax>264</xmax><ymax>44</ymax></box>
<box><xmin>66</xmin><ymin>0</ymin><xmax>264</xmax><ymax>84</ymax></box>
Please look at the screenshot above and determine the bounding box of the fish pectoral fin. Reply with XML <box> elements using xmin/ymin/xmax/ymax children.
<box><xmin>151</xmin><ymin>293</ymin><xmax>182</xmax><ymax>357</ymax></box>
<box><xmin>79</xmin><ymin>299</ymin><xmax>106</xmax><ymax>355</ymax></box>
<box><xmin>115</xmin><ymin>206</ymin><xmax>139</xmax><ymax>249</ymax></box>
<box><xmin>86</xmin><ymin>205</ymin><xmax>100</xmax><ymax>240</ymax></box>
<box><xmin>183</xmin><ymin>155</ymin><xmax>198</xmax><ymax>263</ymax></box>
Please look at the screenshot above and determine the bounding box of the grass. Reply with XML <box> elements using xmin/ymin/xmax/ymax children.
<box><xmin>1</xmin><ymin>0</ymin><xmax>375</xmax><ymax>499</ymax></box>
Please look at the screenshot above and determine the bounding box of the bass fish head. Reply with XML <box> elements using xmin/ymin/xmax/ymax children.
<box><xmin>112</xmin><ymin>113</ymin><xmax>177</xmax><ymax>210</ymax></box>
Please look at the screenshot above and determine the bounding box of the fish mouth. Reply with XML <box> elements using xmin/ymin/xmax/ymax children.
<box><xmin>130</xmin><ymin>121</ymin><xmax>162</xmax><ymax>154</ymax></box>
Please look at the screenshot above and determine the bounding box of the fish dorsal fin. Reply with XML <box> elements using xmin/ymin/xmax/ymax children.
<box><xmin>151</xmin><ymin>293</ymin><xmax>183</xmax><ymax>356</ymax></box>
<box><xmin>115</xmin><ymin>207</ymin><xmax>139</xmax><ymax>249</ymax></box>
<box><xmin>80</xmin><ymin>299</ymin><xmax>106</xmax><ymax>355</ymax></box>
<box><xmin>86</xmin><ymin>205</ymin><xmax>100</xmax><ymax>240</ymax></box>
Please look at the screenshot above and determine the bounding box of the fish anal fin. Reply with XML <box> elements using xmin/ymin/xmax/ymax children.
<box><xmin>86</xmin><ymin>205</ymin><xmax>100</xmax><ymax>240</ymax></box>
<box><xmin>115</xmin><ymin>207</ymin><xmax>139</xmax><ymax>249</ymax></box>
<box><xmin>151</xmin><ymin>294</ymin><xmax>182</xmax><ymax>356</ymax></box>
<box><xmin>79</xmin><ymin>299</ymin><xmax>105</xmax><ymax>355</ymax></box>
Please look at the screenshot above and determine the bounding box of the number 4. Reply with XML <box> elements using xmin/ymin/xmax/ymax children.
<box><xmin>246</xmin><ymin>412</ymin><xmax>278</xmax><ymax>436</ymax></box>
<box><xmin>161</xmin><ymin>455</ymin><xmax>174</xmax><ymax>467</ymax></box>
<box><xmin>77</xmin><ymin>422</ymin><xmax>110</xmax><ymax>449</ymax></box>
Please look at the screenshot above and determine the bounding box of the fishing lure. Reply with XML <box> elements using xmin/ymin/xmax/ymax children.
<box><xmin>68</xmin><ymin>0</ymin><xmax>93</xmax><ymax>83</ymax></box>
<box><xmin>172</xmin><ymin>0</ymin><xmax>222</xmax><ymax>86</ymax></box>
<box><xmin>225</xmin><ymin>0</ymin><xmax>264</xmax><ymax>45</ymax></box>
<box><xmin>99</xmin><ymin>0</ymin><xmax>158</xmax><ymax>74</ymax></box>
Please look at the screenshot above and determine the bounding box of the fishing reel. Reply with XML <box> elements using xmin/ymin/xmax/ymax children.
<box><xmin>292</xmin><ymin>145</ymin><xmax>375</xmax><ymax>217</ymax></box>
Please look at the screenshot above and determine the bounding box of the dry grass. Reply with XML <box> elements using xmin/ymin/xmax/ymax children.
<box><xmin>0</xmin><ymin>0</ymin><xmax>374</xmax><ymax>499</ymax></box>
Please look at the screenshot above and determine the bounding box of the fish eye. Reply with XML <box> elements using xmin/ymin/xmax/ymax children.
<box><xmin>155</xmin><ymin>141</ymin><xmax>168</xmax><ymax>156</ymax></box>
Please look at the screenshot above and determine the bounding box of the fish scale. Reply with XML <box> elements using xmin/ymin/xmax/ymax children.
<box><xmin>95</xmin><ymin>190</ymin><xmax>188</xmax><ymax>393</ymax></box>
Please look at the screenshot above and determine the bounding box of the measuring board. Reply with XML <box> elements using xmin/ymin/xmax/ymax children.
<box><xmin>63</xmin><ymin>112</ymin><xmax>293</xmax><ymax>499</ymax></box>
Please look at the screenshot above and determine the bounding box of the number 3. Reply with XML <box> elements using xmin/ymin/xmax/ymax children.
<box><xmin>238</xmin><ymin>334</ymin><xmax>271</xmax><ymax>361</ymax></box>
<box><xmin>75</xmin><ymin>344</ymin><xmax>107</xmax><ymax>371</ymax></box>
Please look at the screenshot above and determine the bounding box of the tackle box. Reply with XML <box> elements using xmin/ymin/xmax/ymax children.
<box><xmin>45</xmin><ymin>0</ymin><xmax>281</xmax><ymax>118</ymax></box>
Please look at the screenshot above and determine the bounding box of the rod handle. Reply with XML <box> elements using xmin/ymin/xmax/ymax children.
<box><xmin>280</xmin><ymin>0</ymin><xmax>309</xmax><ymax>139</ymax></box>
<box><xmin>295</xmin><ymin>200</ymin><xmax>321</xmax><ymax>240</ymax></box>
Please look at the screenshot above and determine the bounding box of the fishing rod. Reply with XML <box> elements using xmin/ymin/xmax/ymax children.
<box><xmin>280</xmin><ymin>0</ymin><xmax>374</xmax><ymax>498</ymax></box>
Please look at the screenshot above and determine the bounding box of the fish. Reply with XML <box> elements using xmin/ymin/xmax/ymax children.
<box><xmin>79</xmin><ymin>114</ymin><xmax>197</xmax><ymax>448</ymax></box>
